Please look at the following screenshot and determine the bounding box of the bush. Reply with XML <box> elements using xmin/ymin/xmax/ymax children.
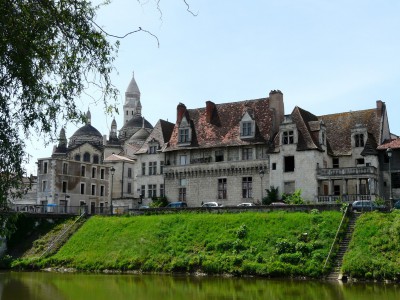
<box><xmin>263</xmin><ymin>186</ymin><xmax>279</xmax><ymax>205</ymax></box>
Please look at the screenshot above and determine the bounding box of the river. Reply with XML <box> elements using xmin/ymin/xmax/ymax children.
<box><xmin>0</xmin><ymin>271</ymin><xmax>398</xmax><ymax>300</ymax></box>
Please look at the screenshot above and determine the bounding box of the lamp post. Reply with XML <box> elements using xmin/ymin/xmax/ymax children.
<box><xmin>259</xmin><ymin>169</ymin><xmax>265</xmax><ymax>204</ymax></box>
<box><xmin>110</xmin><ymin>166</ymin><xmax>115</xmax><ymax>215</ymax></box>
<box><xmin>386</xmin><ymin>148</ymin><xmax>393</xmax><ymax>208</ymax></box>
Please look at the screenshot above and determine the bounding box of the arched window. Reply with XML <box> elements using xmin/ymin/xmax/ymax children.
<box><xmin>93</xmin><ymin>154</ymin><xmax>99</xmax><ymax>164</ymax></box>
<box><xmin>83</xmin><ymin>152</ymin><xmax>90</xmax><ymax>162</ymax></box>
<box><xmin>75</xmin><ymin>154</ymin><xmax>81</xmax><ymax>161</ymax></box>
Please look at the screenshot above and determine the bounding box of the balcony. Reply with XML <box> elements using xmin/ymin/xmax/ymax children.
<box><xmin>164</xmin><ymin>159</ymin><xmax>268</xmax><ymax>179</ymax></box>
<box><xmin>316</xmin><ymin>166</ymin><xmax>377</xmax><ymax>180</ymax></box>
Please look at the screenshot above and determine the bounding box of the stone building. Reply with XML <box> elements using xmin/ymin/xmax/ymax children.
<box><xmin>164</xmin><ymin>93</ymin><xmax>396</xmax><ymax>207</ymax></box>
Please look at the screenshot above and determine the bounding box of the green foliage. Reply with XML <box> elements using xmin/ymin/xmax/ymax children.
<box><xmin>150</xmin><ymin>196</ymin><xmax>169</xmax><ymax>207</ymax></box>
<box><xmin>342</xmin><ymin>211</ymin><xmax>400</xmax><ymax>280</ymax></box>
<box><xmin>282</xmin><ymin>189</ymin><xmax>304</xmax><ymax>205</ymax></box>
<box><xmin>263</xmin><ymin>186</ymin><xmax>279</xmax><ymax>205</ymax></box>
<box><xmin>17</xmin><ymin>211</ymin><xmax>343</xmax><ymax>278</ymax></box>
<box><xmin>0</xmin><ymin>0</ymin><xmax>118</xmax><ymax>214</ymax></box>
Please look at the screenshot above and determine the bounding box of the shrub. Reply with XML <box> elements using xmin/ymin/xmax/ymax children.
<box><xmin>263</xmin><ymin>186</ymin><xmax>279</xmax><ymax>205</ymax></box>
<box><xmin>275</xmin><ymin>238</ymin><xmax>296</xmax><ymax>254</ymax></box>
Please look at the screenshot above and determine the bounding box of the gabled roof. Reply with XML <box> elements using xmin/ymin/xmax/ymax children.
<box><xmin>319</xmin><ymin>109</ymin><xmax>382</xmax><ymax>156</ymax></box>
<box><xmin>166</xmin><ymin>98</ymin><xmax>277</xmax><ymax>151</ymax></box>
<box><xmin>291</xmin><ymin>106</ymin><xmax>323</xmax><ymax>151</ymax></box>
<box><xmin>377</xmin><ymin>138</ymin><xmax>400</xmax><ymax>150</ymax></box>
<box><xmin>136</xmin><ymin>119</ymin><xmax>175</xmax><ymax>154</ymax></box>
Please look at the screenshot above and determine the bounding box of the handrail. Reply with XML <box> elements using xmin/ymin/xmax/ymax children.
<box><xmin>323</xmin><ymin>205</ymin><xmax>349</xmax><ymax>269</ymax></box>
<box><xmin>39</xmin><ymin>210</ymin><xmax>86</xmax><ymax>258</ymax></box>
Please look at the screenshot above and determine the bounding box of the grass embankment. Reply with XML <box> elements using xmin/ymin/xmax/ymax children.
<box><xmin>342</xmin><ymin>210</ymin><xmax>400</xmax><ymax>281</ymax></box>
<box><xmin>14</xmin><ymin>211</ymin><xmax>343</xmax><ymax>278</ymax></box>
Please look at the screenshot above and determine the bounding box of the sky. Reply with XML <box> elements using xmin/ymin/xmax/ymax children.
<box><xmin>25</xmin><ymin>0</ymin><xmax>400</xmax><ymax>174</ymax></box>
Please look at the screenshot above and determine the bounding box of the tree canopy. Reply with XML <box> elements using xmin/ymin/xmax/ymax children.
<box><xmin>0</xmin><ymin>0</ymin><xmax>118</xmax><ymax>205</ymax></box>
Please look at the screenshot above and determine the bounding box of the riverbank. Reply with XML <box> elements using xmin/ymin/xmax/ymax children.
<box><xmin>11</xmin><ymin>210</ymin><xmax>344</xmax><ymax>278</ymax></box>
<box><xmin>7</xmin><ymin>210</ymin><xmax>400</xmax><ymax>281</ymax></box>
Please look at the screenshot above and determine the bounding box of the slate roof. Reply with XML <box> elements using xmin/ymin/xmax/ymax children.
<box><xmin>319</xmin><ymin>108</ymin><xmax>382</xmax><ymax>156</ymax></box>
<box><xmin>166</xmin><ymin>98</ymin><xmax>277</xmax><ymax>151</ymax></box>
<box><xmin>136</xmin><ymin>119</ymin><xmax>175</xmax><ymax>154</ymax></box>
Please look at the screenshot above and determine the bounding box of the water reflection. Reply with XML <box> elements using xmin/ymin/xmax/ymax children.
<box><xmin>0</xmin><ymin>272</ymin><xmax>398</xmax><ymax>300</ymax></box>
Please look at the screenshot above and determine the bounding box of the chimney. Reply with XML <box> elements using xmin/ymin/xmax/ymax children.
<box><xmin>206</xmin><ymin>101</ymin><xmax>216</xmax><ymax>123</ymax></box>
<box><xmin>177</xmin><ymin>103</ymin><xmax>186</xmax><ymax>124</ymax></box>
<box><xmin>269</xmin><ymin>90</ymin><xmax>285</xmax><ymax>132</ymax></box>
<box><xmin>376</xmin><ymin>100</ymin><xmax>384</xmax><ymax>118</ymax></box>
<box><xmin>103</xmin><ymin>135</ymin><xmax>107</xmax><ymax>145</ymax></box>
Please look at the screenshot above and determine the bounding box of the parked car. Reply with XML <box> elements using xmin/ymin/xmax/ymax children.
<box><xmin>394</xmin><ymin>200</ymin><xmax>400</xmax><ymax>209</ymax></box>
<box><xmin>201</xmin><ymin>202</ymin><xmax>222</xmax><ymax>207</ymax></box>
<box><xmin>237</xmin><ymin>203</ymin><xmax>254</xmax><ymax>207</ymax></box>
<box><xmin>138</xmin><ymin>205</ymin><xmax>150</xmax><ymax>209</ymax></box>
<box><xmin>270</xmin><ymin>202</ymin><xmax>287</xmax><ymax>206</ymax></box>
<box><xmin>166</xmin><ymin>202</ymin><xmax>188</xmax><ymax>208</ymax></box>
<box><xmin>351</xmin><ymin>200</ymin><xmax>385</xmax><ymax>212</ymax></box>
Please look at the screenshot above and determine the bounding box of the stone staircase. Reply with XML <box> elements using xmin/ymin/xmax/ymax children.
<box><xmin>325</xmin><ymin>212</ymin><xmax>358</xmax><ymax>281</ymax></box>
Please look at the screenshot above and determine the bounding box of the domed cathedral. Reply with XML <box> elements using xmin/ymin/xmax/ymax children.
<box><xmin>36</xmin><ymin>109</ymin><xmax>113</xmax><ymax>215</ymax></box>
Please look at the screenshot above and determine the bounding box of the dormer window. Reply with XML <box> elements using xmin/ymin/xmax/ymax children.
<box><xmin>354</xmin><ymin>134</ymin><xmax>364</xmax><ymax>147</ymax></box>
<box><xmin>239</xmin><ymin>114</ymin><xmax>255</xmax><ymax>139</ymax></box>
<box><xmin>178</xmin><ymin>128</ymin><xmax>190</xmax><ymax>143</ymax></box>
<box><xmin>282</xmin><ymin>130</ymin><xmax>294</xmax><ymax>144</ymax></box>
<box><xmin>149</xmin><ymin>145</ymin><xmax>158</xmax><ymax>154</ymax></box>
<box><xmin>178</xmin><ymin>116</ymin><xmax>191</xmax><ymax>145</ymax></box>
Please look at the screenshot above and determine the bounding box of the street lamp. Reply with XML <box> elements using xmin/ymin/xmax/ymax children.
<box><xmin>110</xmin><ymin>166</ymin><xmax>115</xmax><ymax>215</ymax></box>
<box><xmin>386</xmin><ymin>148</ymin><xmax>393</xmax><ymax>208</ymax></box>
<box><xmin>259</xmin><ymin>169</ymin><xmax>265</xmax><ymax>204</ymax></box>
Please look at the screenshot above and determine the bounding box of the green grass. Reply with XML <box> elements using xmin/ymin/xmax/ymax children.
<box><xmin>15</xmin><ymin>210</ymin><xmax>343</xmax><ymax>278</ymax></box>
<box><xmin>342</xmin><ymin>210</ymin><xmax>400</xmax><ymax>280</ymax></box>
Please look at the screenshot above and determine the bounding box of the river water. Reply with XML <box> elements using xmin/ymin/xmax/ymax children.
<box><xmin>0</xmin><ymin>271</ymin><xmax>399</xmax><ymax>300</ymax></box>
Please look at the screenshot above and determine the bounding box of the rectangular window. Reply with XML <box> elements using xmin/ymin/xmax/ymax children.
<box><xmin>149</xmin><ymin>162</ymin><xmax>157</xmax><ymax>175</ymax></box>
<box><xmin>355</xmin><ymin>134</ymin><xmax>364</xmax><ymax>147</ymax></box>
<box><xmin>160</xmin><ymin>184</ymin><xmax>164</xmax><ymax>197</ymax></box>
<box><xmin>333</xmin><ymin>157</ymin><xmax>339</xmax><ymax>168</ymax></box>
<box><xmin>242</xmin><ymin>177</ymin><xmax>252</xmax><ymax>198</ymax></box>
<box><xmin>178</xmin><ymin>128</ymin><xmax>190</xmax><ymax>143</ymax></box>
<box><xmin>81</xmin><ymin>165</ymin><xmax>86</xmax><ymax>177</ymax></box>
<box><xmin>179</xmin><ymin>188</ymin><xmax>186</xmax><ymax>201</ymax></box>
<box><xmin>62</xmin><ymin>163</ymin><xmax>68</xmax><ymax>175</ymax></box>
<box><xmin>180</xmin><ymin>155</ymin><xmax>188</xmax><ymax>165</ymax></box>
<box><xmin>127</xmin><ymin>182</ymin><xmax>132</xmax><ymax>194</ymax></box>
<box><xmin>92</xmin><ymin>167</ymin><xmax>96</xmax><ymax>178</ymax></box>
<box><xmin>80</xmin><ymin>183</ymin><xmax>85</xmax><ymax>195</ymax></box>
<box><xmin>242</xmin><ymin>121</ymin><xmax>252</xmax><ymax>136</ymax></box>
<box><xmin>62</xmin><ymin>181</ymin><xmax>67</xmax><ymax>193</ymax></box>
<box><xmin>160</xmin><ymin>161</ymin><xmax>164</xmax><ymax>175</ymax></box>
<box><xmin>91</xmin><ymin>184</ymin><xmax>96</xmax><ymax>196</ymax></box>
<box><xmin>149</xmin><ymin>145</ymin><xmax>157</xmax><ymax>154</ymax></box>
<box><xmin>148</xmin><ymin>184</ymin><xmax>157</xmax><ymax>198</ymax></box>
<box><xmin>242</xmin><ymin>148</ymin><xmax>253</xmax><ymax>160</ymax></box>
<box><xmin>141</xmin><ymin>185</ymin><xmax>145</xmax><ymax>198</ymax></box>
<box><xmin>356</xmin><ymin>158</ymin><xmax>365</xmax><ymax>165</ymax></box>
<box><xmin>100</xmin><ymin>185</ymin><xmax>105</xmax><ymax>196</ymax></box>
<box><xmin>43</xmin><ymin>162</ymin><xmax>48</xmax><ymax>174</ymax></box>
<box><xmin>282</xmin><ymin>130</ymin><xmax>294</xmax><ymax>144</ymax></box>
<box><xmin>284</xmin><ymin>156</ymin><xmax>295</xmax><ymax>172</ymax></box>
<box><xmin>127</xmin><ymin>168</ymin><xmax>132</xmax><ymax>178</ymax></box>
<box><xmin>272</xmin><ymin>163</ymin><xmax>277</xmax><ymax>170</ymax></box>
<box><xmin>42</xmin><ymin>180</ymin><xmax>47</xmax><ymax>192</ymax></box>
<box><xmin>100</xmin><ymin>169</ymin><xmax>105</xmax><ymax>179</ymax></box>
<box><xmin>218</xmin><ymin>178</ymin><xmax>227</xmax><ymax>199</ymax></box>
<box><xmin>142</xmin><ymin>163</ymin><xmax>146</xmax><ymax>175</ymax></box>
<box><xmin>284</xmin><ymin>181</ymin><xmax>295</xmax><ymax>194</ymax></box>
<box><xmin>215</xmin><ymin>150</ymin><xmax>224</xmax><ymax>162</ymax></box>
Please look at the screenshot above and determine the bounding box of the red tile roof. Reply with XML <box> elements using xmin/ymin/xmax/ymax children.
<box><xmin>166</xmin><ymin>98</ymin><xmax>277</xmax><ymax>151</ymax></box>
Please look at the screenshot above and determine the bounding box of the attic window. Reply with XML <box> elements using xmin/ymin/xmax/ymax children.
<box><xmin>149</xmin><ymin>145</ymin><xmax>158</xmax><ymax>154</ymax></box>
<box><xmin>282</xmin><ymin>131</ymin><xmax>294</xmax><ymax>144</ymax></box>
<box><xmin>178</xmin><ymin>128</ymin><xmax>191</xmax><ymax>144</ymax></box>
<box><xmin>354</xmin><ymin>134</ymin><xmax>364</xmax><ymax>147</ymax></box>
<box><xmin>240</xmin><ymin>121</ymin><xmax>255</xmax><ymax>138</ymax></box>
